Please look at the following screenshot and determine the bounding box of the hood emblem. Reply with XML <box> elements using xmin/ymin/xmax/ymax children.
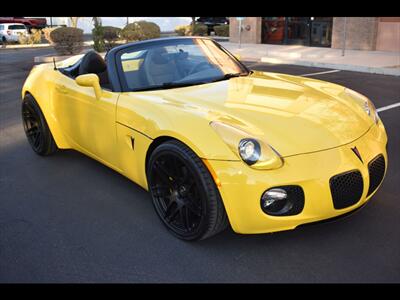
<box><xmin>351</xmin><ymin>146</ymin><xmax>363</xmax><ymax>163</ymax></box>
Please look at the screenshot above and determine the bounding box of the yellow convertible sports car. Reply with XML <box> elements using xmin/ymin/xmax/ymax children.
<box><xmin>21</xmin><ymin>37</ymin><xmax>388</xmax><ymax>240</ymax></box>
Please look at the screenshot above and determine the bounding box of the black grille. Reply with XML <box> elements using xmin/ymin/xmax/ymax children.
<box><xmin>330</xmin><ymin>170</ymin><xmax>364</xmax><ymax>209</ymax></box>
<box><xmin>367</xmin><ymin>154</ymin><xmax>386</xmax><ymax>196</ymax></box>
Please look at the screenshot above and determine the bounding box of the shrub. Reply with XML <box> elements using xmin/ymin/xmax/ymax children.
<box><xmin>92</xmin><ymin>25</ymin><xmax>121</xmax><ymax>52</ymax></box>
<box><xmin>103</xmin><ymin>26</ymin><xmax>121</xmax><ymax>49</ymax></box>
<box><xmin>42</xmin><ymin>27</ymin><xmax>56</xmax><ymax>44</ymax></box>
<box><xmin>214</xmin><ymin>24</ymin><xmax>229</xmax><ymax>37</ymax></box>
<box><xmin>187</xmin><ymin>23</ymin><xmax>208</xmax><ymax>36</ymax></box>
<box><xmin>174</xmin><ymin>23</ymin><xmax>208</xmax><ymax>36</ymax></box>
<box><xmin>121</xmin><ymin>21</ymin><xmax>160</xmax><ymax>42</ymax></box>
<box><xmin>50</xmin><ymin>27</ymin><xmax>84</xmax><ymax>55</ymax></box>
<box><xmin>174</xmin><ymin>25</ymin><xmax>187</xmax><ymax>36</ymax></box>
<box><xmin>18</xmin><ymin>29</ymin><xmax>42</xmax><ymax>45</ymax></box>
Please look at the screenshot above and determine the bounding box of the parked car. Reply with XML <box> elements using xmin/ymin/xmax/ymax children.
<box><xmin>196</xmin><ymin>17</ymin><xmax>229</xmax><ymax>35</ymax></box>
<box><xmin>0</xmin><ymin>23</ymin><xmax>28</xmax><ymax>42</ymax></box>
<box><xmin>0</xmin><ymin>17</ymin><xmax>47</xmax><ymax>31</ymax></box>
<box><xmin>21</xmin><ymin>37</ymin><xmax>387</xmax><ymax>241</ymax></box>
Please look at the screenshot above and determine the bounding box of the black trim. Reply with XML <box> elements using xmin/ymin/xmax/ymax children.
<box><xmin>116</xmin><ymin>121</ymin><xmax>153</xmax><ymax>140</ymax></box>
<box><xmin>298</xmin><ymin>201</ymin><xmax>369</xmax><ymax>229</ymax></box>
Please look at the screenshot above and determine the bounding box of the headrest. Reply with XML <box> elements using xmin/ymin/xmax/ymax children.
<box><xmin>79</xmin><ymin>51</ymin><xmax>107</xmax><ymax>75</ymax></box>
<box><xmin>150</xmin><ymin>48</ymin><xmax>169</xmax><ymax>65</ymax></box>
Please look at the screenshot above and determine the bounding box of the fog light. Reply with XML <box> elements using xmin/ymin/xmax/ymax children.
<box><xmin>261</xmin><ymin>188</ymin><xmax>288</xmax><ymax>212</ymax></box>
<box><xmin>261</xmin><ymin>186</ymin><xmax>305</xmax><ymax>216</ymax></box>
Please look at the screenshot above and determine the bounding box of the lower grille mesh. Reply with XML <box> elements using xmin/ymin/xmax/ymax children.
<box><xmin>330</xmin><ymin>170</ymin><xmax>364</xmax><ymax>209</ymax></box>
<box><xmin>367</xmin><ymin>154</ymin><xmax>386</xmax><ymax>196</ymax></box>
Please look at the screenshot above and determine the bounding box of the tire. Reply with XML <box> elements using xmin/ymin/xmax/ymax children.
<box><xmin>147</xmin><ymin>140</ymin><xmax>229</xmax><ymax>241</ymax></box>
<box><xmin>22</xmin><ymin>94</ymin><xmax>58</xmax><ymax>156</ymax></box>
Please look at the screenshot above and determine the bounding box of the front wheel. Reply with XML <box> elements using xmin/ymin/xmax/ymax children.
<box><xmin>22</xmin><ymin>94</ymin><xmax>58</xmax><ymax>156</ymax></box>
<box><xmin>147</xmin><ymin>140</ymin><xmax>228</xmax><ymax>241</ymax></box>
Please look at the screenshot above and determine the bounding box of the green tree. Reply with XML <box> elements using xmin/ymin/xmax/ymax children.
<box><xmin>92</xmin><ymin>17</ymin><xmax>105</xmax><ymax>52</ymax></box>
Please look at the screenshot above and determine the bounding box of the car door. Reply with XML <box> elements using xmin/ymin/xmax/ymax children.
<box><xmin>53</xmin><ymin>74</ymin><xmax>121</xmax><ymax>171</ymax></box>
<box><xmin>8</xmin><ymin>24</ymin><xmax>27</xmax><ymax>40</ymax></box>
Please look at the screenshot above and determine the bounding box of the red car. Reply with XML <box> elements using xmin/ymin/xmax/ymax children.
<box><xmin>0</xmin><ymin>17</ymin><xmax>47</xmax><ymax>30</ymax></box>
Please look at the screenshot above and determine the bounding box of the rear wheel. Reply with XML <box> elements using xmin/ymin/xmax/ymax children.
<box><xmin>147</xmin><ymin>140</ymin><xmax>228</xmax><ymax>241</ymax></box>
<box><xmin>22</xmin><ymin>94</ymin><xmax>58</xmax><ymax>156</ymax></box>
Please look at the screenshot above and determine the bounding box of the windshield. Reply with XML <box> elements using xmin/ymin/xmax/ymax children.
<box><xmin>118</xmin><ymin>38</ymin><xmax>249</xmax><ymax>91</ymax></box>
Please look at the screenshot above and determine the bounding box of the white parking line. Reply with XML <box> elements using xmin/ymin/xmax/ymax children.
<box><xmin>300</xmin><ymin>70</ymin><xmax>341</xmax><ymax>77</ymax></box>
<box><xmin>377</xmin><ymin>102</ymin><xmax>400</xmax><ymax>113</ymax></box>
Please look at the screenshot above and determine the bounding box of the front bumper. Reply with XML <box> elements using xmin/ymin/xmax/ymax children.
<box><xmin>206</xmin><ymin>120</ymin><xmax>388</xmax><ymax>234</ymax></box>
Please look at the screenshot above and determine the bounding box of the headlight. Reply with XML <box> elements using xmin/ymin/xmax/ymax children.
<box><xmin>210</xmin><ymin>121</ymin><xmax>283</xmax><ymax>169</ymax></box>
<box><xmin>238</xmin><ymin>138</ymin><xmax>261</xmax><ymax>165</ymax></box>
<box><xmin>345</xmin><ymin>88</ymin><xmax>379</xmax><ymax>124</ymax></box>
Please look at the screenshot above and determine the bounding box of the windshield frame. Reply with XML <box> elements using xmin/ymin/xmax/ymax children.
<box><xmin>113</xmin><ymin>37</ymin><xmax>251</xmax><ymax>93</ymax></box>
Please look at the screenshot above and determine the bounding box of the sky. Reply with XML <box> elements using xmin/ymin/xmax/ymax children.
<box><xmin>46</xmin><ymin>17</ymin><xmax>193</xmax><ymax>33</ymax></box>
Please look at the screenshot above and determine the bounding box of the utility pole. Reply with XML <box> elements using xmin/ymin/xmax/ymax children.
<box><xmin>342</xmin><ymin>17</ymin><xmax>347</xmax><ymax>56</ymax></box>
<box><xmin>239</xmin><ymin>19</ymin><xmax>242</xmax><ymax>48</ymax></box>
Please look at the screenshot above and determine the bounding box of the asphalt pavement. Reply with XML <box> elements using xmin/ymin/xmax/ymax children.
<box><xmin>1</xmin><ymin>48</ymin><xmax>399</xmax><ymax>283</ymax></box>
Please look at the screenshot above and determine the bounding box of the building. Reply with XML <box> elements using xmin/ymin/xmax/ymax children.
<box><xmin>229</xmin><ymin>17</ymin><xmax>400</xmax><ymax>52</ymax></box>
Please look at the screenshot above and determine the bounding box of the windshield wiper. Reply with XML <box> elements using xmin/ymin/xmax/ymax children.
<box><xmin>211</xmin><ymin>72</ymin><xmax>251</xmax><ymax>83</ymax></box>
<box><xmin>131</xmin><ymin>81</ymin><xmax>207</xmax><ymax>92</ymax></box>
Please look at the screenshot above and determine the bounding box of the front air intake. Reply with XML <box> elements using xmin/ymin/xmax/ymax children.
<box><xmin>330</xmin><ymin>170</ymin><xmax>364</xmax><ymax>209</ymax></box>
<box><xmin>367</xmin><ymin>154</ymin><xmax>386</xmax><ymax>197</ymax></box>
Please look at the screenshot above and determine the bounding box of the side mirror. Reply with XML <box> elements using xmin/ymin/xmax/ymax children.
<box><xmin>75</xmin><ymin>74</ymin><xmax>102</xmax><ymax>99</ymax></box>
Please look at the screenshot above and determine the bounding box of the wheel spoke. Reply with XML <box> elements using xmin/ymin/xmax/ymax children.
<box><xmin>26</xmin><ymin>127</ymin><xmax>38</xmax><ymax>137</ymax></box>
<box><xmin>150</xmin><ymin>152</ymin><xmax>204</xmax><ymax>235</ymax></box>
<box><xmin>185</xmin><ymin>197</ymin><xmax>202</xmax><ymax>217</ymax></box>
<box><xmin>165</xmin><ymin>203</ymin><xmax>179</xmax><ymax>223</ymax></box>
<box><xmin>179</xmin><ymin>207</ymin><xmax>191</xmax><ymax>231</ymax></box>
<box><xmin>33</xmin><ymin>131</ymin><xmax>41</xmax><ymax>148</ymax></box>
<box><xmin>153</xmin><ymin>161</ymin><xmax>174</xmax><ymax>186</ymax></box>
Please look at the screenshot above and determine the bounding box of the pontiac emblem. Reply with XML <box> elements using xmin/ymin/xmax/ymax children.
<box><xmin>351</xmin><ymin>146</ymin><xmax>363</xmax><ymax>163</ymax></box>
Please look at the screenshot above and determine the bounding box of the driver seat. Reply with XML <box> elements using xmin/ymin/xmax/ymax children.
<box><xmin>143</xmin><ymin>48</ymin><xmax>180</xmax><ymax>86</ymax></box>
<box><xmin>78</xmin><ymin>51</ymin><xmax>110</xmax><ymax>88</ymax></box>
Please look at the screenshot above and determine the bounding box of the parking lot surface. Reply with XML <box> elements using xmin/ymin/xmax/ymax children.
<box><xmin>1</xmin><ymin>48</ymin><xmax>399</xmax><ymax>283</ymax></box>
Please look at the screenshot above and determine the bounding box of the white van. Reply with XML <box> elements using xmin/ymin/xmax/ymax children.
<box><xmin>0</xmin><ymin>23</ymin><xmax>28</xmax><ymax>42</ymax></box>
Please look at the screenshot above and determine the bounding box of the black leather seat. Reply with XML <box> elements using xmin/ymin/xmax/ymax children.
<box><xmin>78</xmin><ymin>51</ymin><xmax>109</xmax><ymax>87</ymax></box>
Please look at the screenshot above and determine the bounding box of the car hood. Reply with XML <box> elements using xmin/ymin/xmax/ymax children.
<box><xmin>149</xmin><ymin>71</ymin><xmax>373</xmax><ymax>157</ymax></box>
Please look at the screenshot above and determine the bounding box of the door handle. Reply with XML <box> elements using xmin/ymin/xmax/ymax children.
<box><xmin>56</xmin><ymin>85</ymin><xmax>68</xmax><ymax>94</ymax></box>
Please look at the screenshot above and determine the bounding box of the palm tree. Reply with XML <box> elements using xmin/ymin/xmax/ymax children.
<box><xmin>191</xmin><ymin>17</ymin><xmax>196</xmax><ymax>36</ymax></box>
<box><xmin>69</xmin><ymin>17</ymin><xmax>80</xmax><ymax>28</ymax></box>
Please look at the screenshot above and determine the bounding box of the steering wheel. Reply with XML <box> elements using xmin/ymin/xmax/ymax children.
<box><xmin>189</xmin><ymin>61</ymin><xmax>212</xmax><ymax>75</ymax></box>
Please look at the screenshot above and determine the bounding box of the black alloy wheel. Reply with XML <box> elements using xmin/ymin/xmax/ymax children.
<box><xmin>22</xmin><ymin>94</ymin><xmax>57</xmax><ymax>156</ymax></box>
<box><xmin>147</xmin><ymin>140</ymin><xmax>228</xmax><ymax>241</ymax></box>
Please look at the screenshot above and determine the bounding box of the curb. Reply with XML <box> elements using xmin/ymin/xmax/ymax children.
<box><xmin>34</xmin><ymin>55</ymin><xmax>74</xmax><ymax>63</ymax></box>
<box><xmin>1</xmin><ymin>43</ymin><xmax>52</xmax><ymax>50</ymax></box>
<box><xmin>1</xmin><ymin>41</ymin><xmax>94</xmax><ymax>51</ymax></box>
<box><xmin>260</xmin><ymin>57</ymin><xmax>400</xmax><ymax>76</ymax></box>
<box><xmin>34</xmin><ymin>49</ymin><xmax>105</xmax><ymax>64</ymax></box>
